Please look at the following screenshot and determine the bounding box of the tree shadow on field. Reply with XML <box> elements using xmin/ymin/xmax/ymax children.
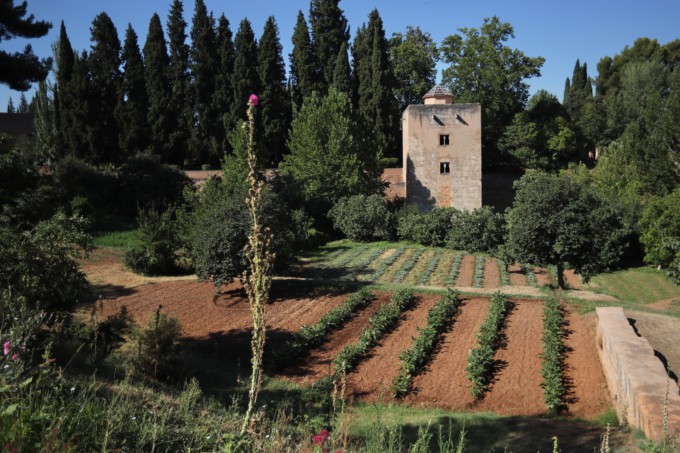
<box><xmin>86</xmin><ymin>283</ymin><xmax>138</xmax><ymax>302</ymax></box>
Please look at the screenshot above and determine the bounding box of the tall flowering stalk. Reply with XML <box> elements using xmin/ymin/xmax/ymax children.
<box><xmin>240</xmin><ymin>94</ymin><xmax>275</xmax><ymax>435</ymax></box>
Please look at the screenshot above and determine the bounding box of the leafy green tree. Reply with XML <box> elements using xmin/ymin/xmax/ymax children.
<box><xmin>214</xmin><ymin>14</ymin><xmax>235</xmax><ymax>152</ymax></box>
<box><xmin>390</xmin><ymin>26</ymin><xmax>439</xmax><ymax>111</ymax></box>
<box><xmin>166</xmin><ymin>0</ymin><xmax>192</xmax><ymax>165</ymax></box>
<box><xmin>331</xmin><ymin>41</ymin><xmax>351</xmax><ymax>95</ymax></box>
<box><xmin>639</xmin><ymin>188</ymin><xmax>680</xmax><ymax>268</ymax></box>
<box><xmin>440</xmin><ymin>16</ymin><xmax>544</xmax><ymax>165</ymax></box>
<box><xmin>329</xmin><ymin>194</ymin><xmax>395</xmax><ymax>242</ymax></box>
<box><xmin>309</xmin><ymin>0</ymin><xmax>350</xmax><ymax>88</ymax></box>
<box><xmin>231</xmin><ymin>19</ymin><xmax>260</xmax><ymax>124</ymax></box>
<box><xmin>88</xmin><ymin>12</ymin><xmax>122</xmax><ymax>164</ymax></box>
<box><xmin>289</xmin><ymin>10</ymin><xmax>318</xmax><ymax>112</ymax></box>
<box><xmin>143</xmin><ymin>13</ymin><xmax>173</xmax><ymax>162</ymax></box>
<box><xmin>0</xmin><ymin>0</ymin><xmax>52</xmax><ymax>90</ymax></box>
<box><xmin>189</xmin><ymin>0</ymin><xmax>218</xmax><ymax>164</ymax></box>
<box><xmin>505</xmin><ymin>172</ymin><xmax>628</xmax><ymax>288</ymax></box>
<box><xmin>257</xmin><ymin>16</ymin><xmax>290</xmax><ymax>166</ymax></box>
<box><xmin>281</xmin><ymin>88</ymin><xmax>382</xmax><ymax>207</ymax></box>
<box><xmin>117</xmin><ymin>24</ymin><xmax>150</xmax><ymax>156</ymax></box>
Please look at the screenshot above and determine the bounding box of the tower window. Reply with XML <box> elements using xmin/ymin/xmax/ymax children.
<box><xmin>440</xmin><ymin>162</ymin><xmax>450</xmax><ymax>174</ymax></box>
<box><xmin>440</xmin><ymin>134</ymin><xmax>450</xmax><ymax>145</ymax></box>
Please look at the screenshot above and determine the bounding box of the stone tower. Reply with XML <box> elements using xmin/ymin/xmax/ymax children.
<box><xmin>402</xmin><ymin>85</ymin><xmax>482</xmax><ymax>211</ymax></box>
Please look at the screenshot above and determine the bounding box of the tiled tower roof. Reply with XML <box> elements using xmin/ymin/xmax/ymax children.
<box><xmin>422</xmin><ymin>85</ymin><xmax>453</xmax><ymax>99</ymax></box>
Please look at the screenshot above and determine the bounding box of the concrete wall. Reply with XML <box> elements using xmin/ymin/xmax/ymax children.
<box><xmin>402</xmin><ymin>103</ymin><xmax>482</xmax><ymax>211</ymax></box>
<box><xmin>596</xmin><ymin>307</ymin><xmax>680</xmax><ymax>442</ymax></box>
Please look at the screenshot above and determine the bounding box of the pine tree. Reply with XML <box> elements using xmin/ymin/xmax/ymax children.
<box><xmin>214</xmin><ymin>14</ymin><xmax>235</xmax><ymax>153</ymax></box>
<box><xmin>231</xmin><ymin>19</ymin><xmax>260</xmax><ymax>124</ymax></box>
<box><xmin>144</xmin><ymin>13</ymin><xmax>173</xmax><ymax>162</ymax></box>
<box><xmin>88</xmin><ymin>12</ymin><xmax>122</xmax><ymax>164</ymax></box>
<box><xmin>289</xmin><ymin>10</ymin><xmax>318</xmax><ymax>111</ymax></box>
<box><xmin>6</xmin><ymin>98</ymin><xmax>15</xmax><ymax>113</ymax></box>
<box><xmin>117</xmin><ymin>24</ymin><xmax>150</xmax><ymax>157</ymax></box>
<box><xmin>257</xmin><ymin>16</ymin><xmax>290</xmax><ymax>166</ymax></box>
<box><xmin>167</xmin><ymin>0</ymin><xmax>192</xmax><ymax>165</ymax></box>
<box><xmin>0</xmin><ymin>0</ymin><xmax>52</xmax><ymax>91</ymax></box>
<box><xmin>189</xmin><ymin>0</ymin><xmax>218</xmax><ymax>164</ymax></box>
<box><xmin>17</xmin><ymin>93</ymin><xmax>29</xmax><ymax>113</ymax></box>
<box><xmin>55</xmin><ymin>21</ymin><xmax>74</xmax><ymax>152</ymax></box>
<box><xmin>332</xmin><ymin>41</ymin><xmax>351</xmax><ymax>95</ymax></box>
<box><xmin>309</xmin><ymin>0</ymin><xmax>350</xmax><ymax>88</ymax></box>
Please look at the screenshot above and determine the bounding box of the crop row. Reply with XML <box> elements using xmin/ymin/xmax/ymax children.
<box><xmin>473</xmin><ymin>256</ymin><xmax>485</xmax><ymax>288</ymax></box>
<box><xmin>445</xmin><ymin>252</ymin><xmax>464</xmax><ymax>286</ymax></box>
<box><xmin>466</xmin><ymin>292</ymin><xmax>509</xmax><ymax>398</ymax></box>
<box><xmin>347</xmin><ymin>248</ymin><xmax>385</xmax><ymax>279</ymax></box>
<box><xmin>331</xmin><ymin>246</ymin><xmax>368</xmax><ymax>268</ymax></box>
<box><xmin>417</xmin><ymin>250</ymin><xmax>444</xmax><ymax>285</ymax></box>
<box><xmin>498</xmin><ymin>259</ymin><xmax>510</xmax><ymax>286</ymax></box>
<box><xmin>368</xmin><ymin>247</ymin><xmax>406</xmax><ymax>282</ymax></box>
<box><xmin>392</xmin><ymin>249</ymin><xmax>426</xmax><ymax>283</ymax></box>
<box><xmin>392</xmin><ymin>289</ymin><xmax>461</xmax><ymax>398</ymax></box>
<box><xmin>523</xmin><ymin>264</ymin><xmax>537</xmax><ymax>287</ymax></box>
<box><xmin>541</xmin><ymin>297</ymin><xmax>566</xmax><ymax>413</ymax></box>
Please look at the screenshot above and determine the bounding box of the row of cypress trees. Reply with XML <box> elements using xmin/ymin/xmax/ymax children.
<box><xmin>51</xmin><ymin>0</ymin><xmax>400</xmax><ymax>168</ymax></box>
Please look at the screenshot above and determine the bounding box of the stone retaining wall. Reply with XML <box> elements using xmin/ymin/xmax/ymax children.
<box><xmin>596</xmin><ymin>307</ymin><xmax>680</xmax><ymax>442</ymax></box>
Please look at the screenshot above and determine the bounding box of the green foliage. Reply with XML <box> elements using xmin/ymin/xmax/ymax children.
<box><xmin>309</xmin><ymin>0</ymin><xmax>350</xmax><ymax>87</ymax></box>
<box><xmin>639</xmin><ymin>188</ymin><xmax>680</xmax><ymax>267</ymax></box>
<box><xmin>132</xmin><ymin>307</ymin><xmax>183</xmax><ymax>381</ymax></box>
<box><xmin>541</xmin><ymin>298</ymin><xmax>566</xmax><ymax>413</ymax></box>
<box><xmin>166</xmin><ymin>0</ymin><xmax>191</xmax><ymax>166</ymax></box>
<box><xmin>397</xmin><ymin>207</ymin><xmax>456</xmax><ymax>247</ymax></box>
<box><xmin>390</xmin><ymin>26</ymin><xmax>439</xmax><ymax>111</ymax></box>
<box><xmin>418</xmin><ymin>250</ymin><xmax>443</xmax><ymax>285</ymax></box>
<box><xmin>393</xmin><ymin>249</ymin><xmax>425</xmax><ymax>283</ymax></box>
<box><xmin>523</xmin><ymin>264</ymin><xmax>537</xmax><ymax>287</ymax></box>
<box><xmin>392</xmin><ymin>290</ymin><xmax>460</xmax><ymax>397</ymax></box>
<box><xmin>446</xmin><ymin>252</ymin><xmax>464</xmax><ymax>286</ymax></box>
<box><xmin>466</xmin><ymin>292</ymin><xmax>509</xmax><ymax>398</ymax></box>
<box><xmin>333</xmin><ymin>288</ymin><xmax>415</xmax><ymax>376</ymax></box>
<box><xmin>329</xmin><ymin>194</ymin><xmax>395</xmax><ymax>242</ymax></box>
<box><xmin>445</xmin><ymin>207</ymin><xmax>506</xmax><ymax>254</ymax></box>
<box><xmin>441</xmin><ymin>16</ymin><xmax>544</xmax><ymax>163</ymax></box>
<box><xmin>505</xmin><ymin>172</ymin><xmax>628</xmax><ymax>287</ymax></box>
<box><xmin>289</xmin><ymin>10</ymin><xmax>318</xmax><ymax>111</ymax></box>
<box><xmin>0</xmin><ymin>212</ymin><xmax>92</xmax><ymax>312</ymax></box>
<box><xmin>473</xmin><ymin>256</ymin><xmax>485</xmax><ymax>288</ymax></box>
<box><xmin>498</xmin><ymin>260</ymin><xmax>510</xmax><ymax>286</ymax></box>
<box><xmin>231</xmin><ymin>19</ymin><xmax>260</xmax><ymax>125</ymax></box>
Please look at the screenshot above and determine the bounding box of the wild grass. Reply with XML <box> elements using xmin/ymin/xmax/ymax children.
<box><xmin>589</xmin><ymin>267</ymin><xmax>680</xmax><ymax>304</ymax></box>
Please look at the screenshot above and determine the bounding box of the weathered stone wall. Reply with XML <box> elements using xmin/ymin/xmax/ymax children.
<box><xmin>402</xmin><ymin>103</ymin><xmax>482</xmax><ymax>211</ymax></box>
<box><xmin>596</xmin><ymin>307</ymin><xmax>680</xmax><ymax>442</ymax></box>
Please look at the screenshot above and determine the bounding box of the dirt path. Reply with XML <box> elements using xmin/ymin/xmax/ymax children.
<box><xmin>562</xmin><ymin>305</ymin><xmax>613</xmax><ymax>416</ymax></box>
<box><xmin>405</xmin><ymin>297</ymin><xmax>490</xmax><ymax>410</ymax></box>
<box><xmin>474</xmin><ymin>299</ymin><xmax>545</xmax><ymax>416</ymax></box>
<box><xmin>533</xmin><ymin>267</ymin><xmax>553</xmax><ymax>287</ymax></box>
<box><xmin>508</xmin><ymin>263</ymin><xmax>528</xmax><ymax>286</ymax></box>
<box><xmin>347</xmin><ymin>294</ymin><xmax>441</xmax><ymax>401</ymax></box>
<box><xmin>483</xmin><ymin>257</ymin><xmax>501</xmax><ymax>288</ymax></box>
<box><xmin>455</xmin><ymin>254</ymin><xmax>476</xmax><ymax>287</ymax></box>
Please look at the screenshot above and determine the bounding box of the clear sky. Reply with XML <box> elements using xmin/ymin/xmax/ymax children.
<box><xmin>2</xmin><ymin>0</ymin><xmax>679</xmax><ymax>112</ymax></box>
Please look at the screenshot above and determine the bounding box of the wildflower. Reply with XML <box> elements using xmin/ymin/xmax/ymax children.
<box><xmin>206</xmin><ymin>435</ymin><xmax>211</xmax><ymax>440</ymax></box>
<box><xmin>312</xmin><ymin>435</ymin><xmax>323</xmax><ymax>445</ymax></box>
<box><xmin>248</xmin><ymin>94</ymin><xmax>259</xmax><ymax>107</ymax></box>
<box><xmin>11</xmin><ymin>354</ymin><xmax>18</xmax><ymax>362</ymax></box>
<box><xmin>319</xmin><ymin>429</ymin><xmax>329</xmax><ymax>442</ymax></box>
<box><xmin>70</xmin><ymin>387</ymin><xmax>76</xmax><ymax>392</ymax></box>
<box><xmin>3</xmin><ymin>341</ymin><xmax>10</xmax><ymax>355</ymax></box>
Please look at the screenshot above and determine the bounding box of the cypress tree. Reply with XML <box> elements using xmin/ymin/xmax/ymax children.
<box><xmin>189</xmin><ymin>0</ymin><xmax>218</xmax><ymax>164</ymax></box>
<box><xmin>289</xmin><ymin>10</ymin><xmax>318</xmax><ymax>111</ymax></box>
<box><xmin>33</xmin><ymin>80</ymin><xmax>58</xmax><ymax>162</ymax></box>
<box><xmin>64</xmin><ymin>51</ymin><xmax>91</xmax><ymax>160</ymax></box>
<box><xmin>144</xmin><ymin>13</ymin><xmax>173</xmax><ymax>162</ymax></box>
<box><xmin>332</xmin><ymin>41</ymin><xmax>351</xmax><ymax>95</ymax></box>
<box><xmin>55</xmin><ymin>21</ymin><xmax>74</xmax><ymax>152</ymax></box>
<box><xmin>309</xmin><ymin>0</ymin><xmax>350</xmax><ymax>88</ymax></box>
<box><xmin>117</xmin><ymin>24</ymin><xmax>150</xmax><ymax>157</ymax></box>
<box><xmin>88</xmin><ymin>12</ymin><xmax>122</xmax><ymax>164</ymax></box>
<box><xmin>214</xmin><ymin>14</ymin><xmax>235</xmax><ymax>153</ymax></box>
<box><xmin>17</xmin><ymin>93</ymin><xmax>29</xmax><ymax>113</ymax></box>
<box><xmin>257</xmin><ymin>16</ymin><xmax>290</xmax><ymax>166</ymax></box>
<box><xmin>6</xmin><ymin>98</ymin><xmax>15</xmax><ymax>113</ymax></box>
<box><xmin>167</xmin><ymin>0</ymin><xmax>191</xmax><ymax>165</ymax></box>
<box><xmin>351</xmin><ymin>23</ymin><xmax>370</xmax><ymax>108</ymax></box>
<box><xmin>231</xmin><ymin>18</ymin><xmax>260</xmax><ymax>124</ymax></box>
<box><xmin>563</xmin><ymin>77</ymin><xmax>570</xmax><ymax>104</ymax></box>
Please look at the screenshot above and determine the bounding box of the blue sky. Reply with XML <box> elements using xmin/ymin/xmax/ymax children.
<box><xmin>2</xmin><ymin>0</ymin><xmax>679</xmax><ymax>111</ymax></box>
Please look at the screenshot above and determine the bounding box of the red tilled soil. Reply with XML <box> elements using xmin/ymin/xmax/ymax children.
<box><xmin>483</xmin><ymin>258</ymin><xmax>501</xmax><ymax>288</ymax></box>
<box><xmin>562</xmin><ymin>305</ymin><xmax>612</xmax><ymax>416</ymax></box>
<box><xmin>533</xmin><ymin>267</ymin><xmax>553</xmax><ymax>287</ymax></box>
<box><xmin>474</xmin><ymin>299</ymin><xmax>545</xmax><ymax>416</ymax></box>
<box><xmin>405</xmin><ymin>297</ymin><xmax>490</xmax><ymax>409</ymax></box>
<box><xmin>508</xmin><ymin>263</ymin><xmax>528</xmax><ymax>286</ymax></box>
<box><xmin>282</xmin><ymin>292</ymin><xmax>392</xmax><ymax>384</ymax></box>
<box><xmin>455</xmin><ymin>254</ymin><xmax>476</xmax><ymax>287</ymax></box>
<box><xmin>564</xmin><ymin>270</ymin><xmax>582</xmax><ymax>289</ymax></box>
<box><xmin>347</xmin><ymin>294</ymin><xmax>441</xmax><ymax>401</ymax></box>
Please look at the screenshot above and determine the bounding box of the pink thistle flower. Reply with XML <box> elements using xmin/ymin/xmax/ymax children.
<box><xmin>312</xmin><ymin>435</ymin><xmax>323</xmax><ymax>445</ymax></box>
<box><xmin>249</xmin><ymin>94</ymin><xmax>259</xmax><ymax>107</ymax></box>
<box><xmin>3</xmin><ymin>341</ymin><xmax>10</xmax><ymax>356</ymax></box>
<box><xmin>11</xmin><ymin>354</ymin><xmax>18</xmax><ymax>362</ymax></box>
<box><xmin>319</xmin><ymin>429</ymin><xmax>330</xmax><ymax>442</ymax></box>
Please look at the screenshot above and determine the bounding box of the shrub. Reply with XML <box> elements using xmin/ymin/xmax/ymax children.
<box><xmin>398</xmin><ymin>207</ymin><xmax>458</xmax><ymax>247</ymax></box>
<box><xmin>328</xmin><ymin>194</ymin><xmax>395</xmax><ymax>242</ymax></box>
<box><xmin>132</xmin><ymin>306</ymin><xmax>183</xmax><ymax>381</ymax></box>
<box><xmin>53</xmin><ymin>156</ymin><xmax>118</xmax><ymax>216</ymax></box>
<box><xmin>445</xmin><ymin>206</ymin><xmax>506</xmax><ymax>253</ymax></box>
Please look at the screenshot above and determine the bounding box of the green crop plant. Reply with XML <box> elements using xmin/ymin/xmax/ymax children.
<box><xmin>418</xmin><ymin>250</ymin><xmax>444</xmax><ymax>285</ymax></box>
<box><xmin>473</xmin><ymin>256</ymin><xmax>485</xmax><ymax>288</ymax></box>
<box><xmin>393</xmin><ymin>249</ymin><xmax>426</xmax><ymax>283</ymax></box>
<box><xmin>446</xmin><ymin>252</ymin><xmax>464</xmax><ymax>286</ymax></box>
<box><xmin>541</xmin><ymin>297</ymin><xmax>566</xmax><ymax>413</ymax></box>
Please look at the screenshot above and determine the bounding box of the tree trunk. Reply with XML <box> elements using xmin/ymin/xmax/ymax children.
<box><xmin>556</xmin><ymin>262</ymin><xmax>566</xmax><ymax>290</ymax></box>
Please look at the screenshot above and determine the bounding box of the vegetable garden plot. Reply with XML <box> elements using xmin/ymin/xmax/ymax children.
<box><xmin>454</xmin><ymin>254</ymin><xmax>476</xmax><ymax>287</ymax></box>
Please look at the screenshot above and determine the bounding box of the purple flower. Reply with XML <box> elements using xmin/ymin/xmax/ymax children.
<box><xmin>249</xmin><ymin>94</ymin><xmax>259</xmax><ymax>107</ymax></box>
<box><xmin>3</xmin><ymin>341</ymin><xmax>10</xmax><ymax>356</ymax></box>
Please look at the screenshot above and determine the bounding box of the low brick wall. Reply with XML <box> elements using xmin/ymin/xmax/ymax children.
<box><xmin>596</xmin><ymin>307</ymin><xmax>680</xmax><ymax>441</ymax></box>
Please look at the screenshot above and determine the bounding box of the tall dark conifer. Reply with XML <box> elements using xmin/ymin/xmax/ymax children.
<box><xmin>88</xmin><ymin>12</ymin><xmax>122</xmax><ymax>164</ymax></box>
<box><xmin>117</xmin><ymin>24</ymin><xmax>150</xmax><ymax>156</ymax></box>
<box><xmin>55</xmin><ymin>21</ymin><xmax>74</xmax><ymax>152</ymax></box>
<box><xmin>64</xmin><ymin>51</ymin><xmax>91</xmax><ymax>160</ymax></box>
<box><xmin>289</xmin><ymin>10</ymin><xmax>318</xmax><ymax>111</ymax></box>
<box><xmin>144</xmin><ymin>13</ymin><xmax>173</xmax><ymax>162</ymax></box>
<box><xmin>309</xmin><ymin>0</ymin><xmax>350</xmax><ymax>88</ymax></box>
<box><xmin>6</xmin><ymin>98</ymin><xmax>15</xmax><ymax>113</ymax></box>
<box><xmin>167</xmin><ymin>0</ymin><xmax>191</xmax><ymax>165</ymax></box>
<box><xmin>332</xmin><ymin>41</ymin><xmax>351</xmax><ymax>95</ymax></box>
<box><xmin>214</xmin><ymin>14</ymin><xmax>235</xmax><ymax>152</ymax></box>
<box><xmin>257</xmin><ymin>16</ymin><xmax>290</xmax><ymax>165</ymax></box>
<box><xmin>189</xmin><ymin>0</ymin><xmax>218</xmax><ymax>164</ymax></box>
<box><xmin>231</xmin><ymin>19</ymin><xmax>259</xmax><ymax>124</ymax></box>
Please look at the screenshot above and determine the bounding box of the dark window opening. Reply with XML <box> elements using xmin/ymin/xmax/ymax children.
<box><xmin>440</xmin><ymin>134</ymin><xmax>450</xmax><ymax>146</ymax></box>
<box><xmin>440</xmin><ymin>162</ymin><xmax>450</xmax><ymax>174</ymax></box>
